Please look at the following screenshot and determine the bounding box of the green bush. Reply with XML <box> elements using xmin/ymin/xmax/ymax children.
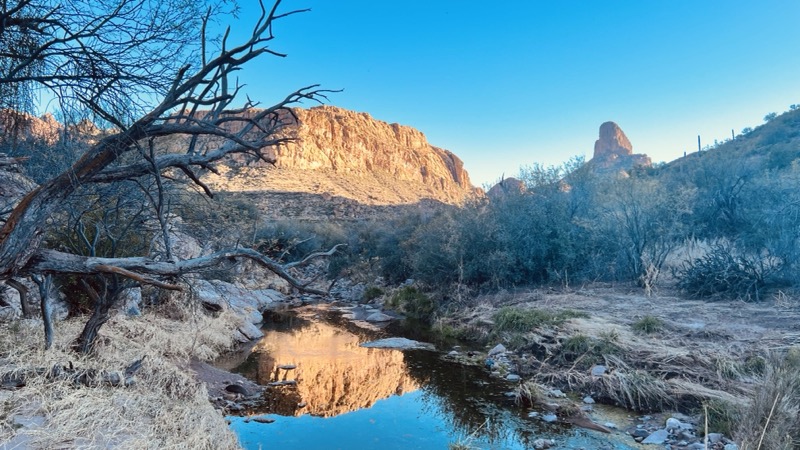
<box><xmin>363</xmin><ymin>286</ymin><xmax>384</xmax><ymax>302</ymax></box>
<box><xmin>387</xmin><ymin>287</ymin><xmax>436</xmax><ymax>323</ymax></box>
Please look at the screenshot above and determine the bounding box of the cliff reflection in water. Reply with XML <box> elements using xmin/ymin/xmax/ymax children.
<box><xmin>246</xmin><ymin>317</ymin><xmax>419</xmax><ymax>418</ymax></box>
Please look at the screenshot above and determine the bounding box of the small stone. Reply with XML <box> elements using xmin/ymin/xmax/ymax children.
<box><xmin>532</xmin><ymin>438</ymin><xmax>555</xmax><ymax>449</ymax></box>
<box><xmin>549</xmin><ymin>389</ymin><xmax>566</xmax><ymax>398</ymax></box>
<box><xmin>685</xmin><ymin>443</ymin><xmax>705</xmax><ymax>450</ymax></box>
<box><xmin>278</xmin><ymin>364</ymin><xmax>297</xmax><ymax>370</ymax></box>
<box><xmin>506</xmin><ymin>374</ymin><xmax>521</xmax><ymax>382</ymax></box>
<box><xmin>707</xmin><ymin>433</ymin><xmax>723</xmax><ymax>443</ymax></box>
<box><xmin>488</xmin><ymin>344</ymin><xmax>507</xmax><ymax>356</ymax></box>
<box><xmin>642</xmin><ymin>429</ymin><xmax>669</xmax><ymax>445</ymax></box>
<box><xmin>582</xmin><ymin>396</ymin><xmax>595</xmax><ymax>404</ymax></box>
<box><xmin>630</xmin><ymin>429</ymin><xmax>649</xmax><ymax>438</ymax></box>
<box><xmin>666</xmin><ymin>417</ymin><xmax>683</xmax><ymax>430</ymax></box>
<box><xmin>448</xmin><ymin>350</ymin><xmax>459</xmax><ymax>356</ymax></box>
<box><xmin>590</xmin><ymin>365</ymin><xmax>607</xmax><ymax>376</ymax></box>
<box><xmin>528</xmin><ymin>411</ymin><xmax>540</xmax><ymax>418</ymax></box>
<box><xmin>541</xmin><ymin>413</ymin><xmax>558</xmax><ymax>423</ymax></box>
<box><xmin>724</xmin><ymin>444</ymin><xmax>739</xmax><ymax>450</ymax></box>
<box><xmin>252</xmin><ymin>417</ymin><xmax>275</xmax><ymax>424</ymax></box>
<box><xmin>365</xmin><ymin>312</ymin><xmax>394</xmax><ymax>322</ymax></box>
<box><xmin>603</xmin><ymin>422</ymin><xmax>618</xmax><ymax>430</ymax></box>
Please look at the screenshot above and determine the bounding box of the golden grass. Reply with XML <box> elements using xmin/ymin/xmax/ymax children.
<box><xmin>0</xmin><ymin>308</ymin><xmax>242</xmax><ymax>449</ymax></box>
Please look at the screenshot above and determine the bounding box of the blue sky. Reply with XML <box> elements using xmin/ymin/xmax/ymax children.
<box><xmin>225</xmin><ymin>1</ymin><xmax>800</xmax><ymax>187</ymax></box>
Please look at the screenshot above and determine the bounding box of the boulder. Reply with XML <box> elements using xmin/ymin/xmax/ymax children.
<box><xmin>237</xmin><ymin>321</ymin><xmax>265</xmax><ymax>341</ymax></box>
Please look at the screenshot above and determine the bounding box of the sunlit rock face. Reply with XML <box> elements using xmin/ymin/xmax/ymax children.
<box><xmin>253</xmin><ymin>321</ymin><xmax>419</xmax><ymax>418</ymax></box>
<box><xmin>202</xmin><ymin>106</ymin><xmax>481</xmax><ymax>206</ymax></box>
<box><xmin>589</xmin><ymin>121</ymin><xmax>651</xmax><ymax>174</ymax></box>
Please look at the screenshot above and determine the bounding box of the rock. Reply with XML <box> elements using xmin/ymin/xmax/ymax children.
<box><xmin>0</xmin><ymin>306</ymin><xmax>18</xmax><ymax>321</ymax></box>
<box><xmin>365</xmin><ymin>312</ymin><xmax>394</xmax><ymax>322</ymax></box>
<box><xmin>666</xmin><ymin>417</ymin><xmax>684</xmax><ymax>429</ymax></box>
<box><xmin>594</xmin><ymin>121</ymin><xmax>633</xmax><ymax>158</ymax></box>
<box><xmin>707</xmin><ymin>432</ymin><xmax>723</xmax><ymax>443</ymax></box>
<box><xmin>117</xmin><ymin>287</ymin><xmax>142</xmax><ymax>316</ymax></box>
<box><xmin>604</xmin><ymin>422</ymin><xmax>618</xmax><ymax>430</ymax></box>
<box><xmin>447</xmin><ymin>350</ymin><xmax>459</xmax><ymax>357</ymax></box>
<box><xmin>630</xmin><ymin>429</ymin><xmax>649</xmax><ymax>439</ymax></box>
<box><xmin>488</xmin><ymin>343</ymin><xmax>507</xmax><ymax>356</ymax></box>
<box><xmin>528</xmin><ymin>411</ymin><xmax>539</xmax><ymax>418</ymax></box>
<box><xmin>360</xmin><ymin>337</ymin><xmax>435</xmax><ymax>351</ymax></box>
<box><xmin>724</xmin><ymin>444</ymin><xmax>739</xmax><ymax>450</ymax></box>
<box><xmin>590</xmin><ymin>365</ymin><xmax>607</xmax><ymax>376</ymax></box>
<box><xmin>541</xmin><ymin>413</ymin><xmax>558</xmax><ymax>423</ymax></box>
<box><xmin>487</xmin><ymin>177</ymin><xmax>526</xmax><ymax>199</ymax></box>
<box><xmin>686</xmin><ymin>443</ymin><xmax>705</xmax><ymax>450</ymax></box>
<box><xmin>225</xmin><ymin>384</ymin><xmax>249</xmax><ymax>396</ymax></box>
<box><xmin>589</xmin><ymin>121</ymin><xmax>652</xmax><ymax>174</ymax></box>
<box><xmin>532</xmin><ymin>438</ymin><xmax>555</xmax><ymax>449</ymax></box>
<box><xmin>582</xmin><ymin>396</ymin><xmax>595</xmax><ymax>404</ymax></box>
<box><xmin>642</xmin><ymin>429</ymin><xmax>669</xmax><ymax>444</ymax></box>
<box><xmin>506</xmin><ymin>374</ymin><xmax>521</xmax><ymax>382</ymax></box>
<box><xmin>252</xmin><ymin>417</ymin><xmax>275</xmax><ymax>424</ymax></box>
<box><xmin>549</xmin><ymin>389</ymin><xmax>566</xmax><ymax>398</ymax></box>
<box><xmin>278</xmin><ymin>364</ymin><xmax>296</xmax><ymax>370</ymax></box>
<box><xmin>237</xmin><ymin>321</ymin><xmax>265</xmax><ymax>341</ymax></box>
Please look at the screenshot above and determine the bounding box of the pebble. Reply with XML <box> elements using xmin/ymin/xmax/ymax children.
<box><xmin>506</xmin><ymin>374</ymin><xmax>521</xmax><ymax>382</ymax></box>
<box><xmin>707</xmin><ymin>432</ymin><xmax>723</xmax><ymax>443</ymax></box>
<box><xmin>448</xmin><ymin>350</ymin><xmax>459</xmax><ymax>356</ymax></box>
<box><xmin>528</xmin><ymin>411</ymin><xmax>540</xmax><ymax>418</ymax></box>
<box><xmin>582</xmin><ymin>396</ymin><xmax>595</xmax><ymax>404</ymax></box>
<box><xmin>603</xmin><ymin>422</ymin><xmax>617</xmax><ymax>430</ymax></box>
<box><xmin>532</xmin><ymin>438</ymin><xmax>555</xmax><ymax>449</ymax></box>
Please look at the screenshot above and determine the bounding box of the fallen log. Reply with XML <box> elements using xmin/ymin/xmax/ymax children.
<box><xmin>0</xmin><ymin>356</ymin><xmax>146</xmax><ymax>389</ymax></box>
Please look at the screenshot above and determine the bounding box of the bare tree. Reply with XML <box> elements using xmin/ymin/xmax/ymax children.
<box><xmin>0</xmin><ymin>0</ymin><xmax>340</xmax><ymax>351</ymax></box>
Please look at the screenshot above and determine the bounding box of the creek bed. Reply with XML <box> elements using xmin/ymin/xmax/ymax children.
<box><xmin>221</xmin><ymin>304</ymin><xmax>642</xmax><ymax>450</ymax></box>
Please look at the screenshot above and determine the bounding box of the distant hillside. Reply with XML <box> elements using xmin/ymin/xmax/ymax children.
<box><xmin>665</xmin><ymin>108</ymin><xmax>800</xmax><ymax>174</ymax></box>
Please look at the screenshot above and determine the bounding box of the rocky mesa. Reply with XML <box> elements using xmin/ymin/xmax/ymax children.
<box><xmin>203</xmin><ymin>106</ymin><xmax>480</xmax><ymax>206</ymax></box>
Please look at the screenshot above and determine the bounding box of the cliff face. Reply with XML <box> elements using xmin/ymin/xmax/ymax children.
<box><xmin>205</xmin><ymin>106</ymin><xmax>479</xmax><ymax>206</ymax></box>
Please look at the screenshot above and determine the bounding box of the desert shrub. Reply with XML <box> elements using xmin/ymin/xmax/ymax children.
<box><xmin>675</xmin><ymin>243</ymin><xmax>773</xmax><ymax>301</ymax></box>
<box><xmin>631</xmin><ymin>315</ymin><xmax>663</xmax><ymax>334</ymax></box>
<box><xmin>363</xmin><ymin>286</ymin><xmax>384</xmax><ymax>302</ymax></box>
<box><xmin>387</xmin><ymin>287</ymin><xmax>436</xmax><ymax>323</ymax></box>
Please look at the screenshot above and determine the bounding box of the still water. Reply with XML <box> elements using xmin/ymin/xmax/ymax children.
<box><xmin>225</xmin><ymin>305</ymin><xmax>639</xmax><ymax>450</ymax></box>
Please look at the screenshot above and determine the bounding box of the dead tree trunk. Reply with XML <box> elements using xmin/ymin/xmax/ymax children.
<box><xmin>32</xmin><ymin>274</ymin><xmax>55</xmax><ymax>350</ymax></box>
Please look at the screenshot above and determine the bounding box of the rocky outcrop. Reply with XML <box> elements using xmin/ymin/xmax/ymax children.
<box><xmin>589</xmin><ymin>121</ymin><xmax>651</xmax><ymax>174</ymax></box>
<box><xmin>487</xmin><ymin>177</ymin><xmax>525</xmax><ymax>199</ymax></box>
<box><xmin>203</xmin><ymin>106</ymin><xmax>480</xmax><ymax>206</ymax></box>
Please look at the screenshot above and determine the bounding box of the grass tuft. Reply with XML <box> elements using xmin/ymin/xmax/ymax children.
<box><xmin>631</xmin><ymin>315</ymin><xmax>664</xmax><ymax>334</ymax></box>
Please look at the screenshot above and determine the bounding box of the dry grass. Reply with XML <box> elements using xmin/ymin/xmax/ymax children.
<box><xmin>0</xmin><ymin>307</ymin><xmax>242</xmax><ymax>449</ymax></box>
<box><xmin>734</xmin><ymin>352</ymin><xmax>800</xmax><ymax>450</ymax></box>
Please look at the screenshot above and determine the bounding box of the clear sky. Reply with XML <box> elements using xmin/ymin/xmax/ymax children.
<box><xmin>224</xmin><ymin>1</ymin><xmax>800</xmax><ymax>187</ymax></box>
